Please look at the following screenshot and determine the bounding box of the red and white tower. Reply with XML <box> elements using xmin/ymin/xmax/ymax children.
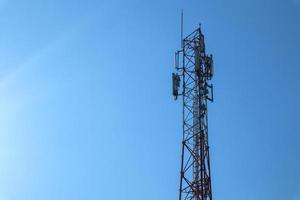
<box><xmin>172</xmin><ymin>25</ymin><xmax>214</xmax><ymax>200</ymax></box>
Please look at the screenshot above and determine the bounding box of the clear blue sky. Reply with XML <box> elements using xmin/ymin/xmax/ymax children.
<box><xmin>0</xmin><ymin>0</ymin><xmax>299</xmax><ymax>199</ymax></box>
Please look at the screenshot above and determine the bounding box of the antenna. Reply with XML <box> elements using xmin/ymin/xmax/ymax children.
<box><xmin>181</xmin><ymin>9</ymin><xmax>183</xmax><ymax>48</ymax></box>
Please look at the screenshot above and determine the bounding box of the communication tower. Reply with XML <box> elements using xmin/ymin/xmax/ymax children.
<box><xmin>172</xmin><ymin>22</ymin><xmax>214</xmax><ymax>200</ymax></box>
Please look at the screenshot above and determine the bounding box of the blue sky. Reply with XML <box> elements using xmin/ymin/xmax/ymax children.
<box><xmin>0</xmin><ymin>0</ymin><xmax>299</xmax><ymax>199</ymax></box>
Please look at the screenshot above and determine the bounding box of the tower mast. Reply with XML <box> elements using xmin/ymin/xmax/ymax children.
<box><xmin>172</xmin><ymin>25</ymin><xmax>214</xmax><ymax>200</ymax></box>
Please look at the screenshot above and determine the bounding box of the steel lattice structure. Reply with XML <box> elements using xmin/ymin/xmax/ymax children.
<box><xmin>172</xmin><ymin>26</ymin><xmax>214</xmax><ymax>200</ymax></box>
